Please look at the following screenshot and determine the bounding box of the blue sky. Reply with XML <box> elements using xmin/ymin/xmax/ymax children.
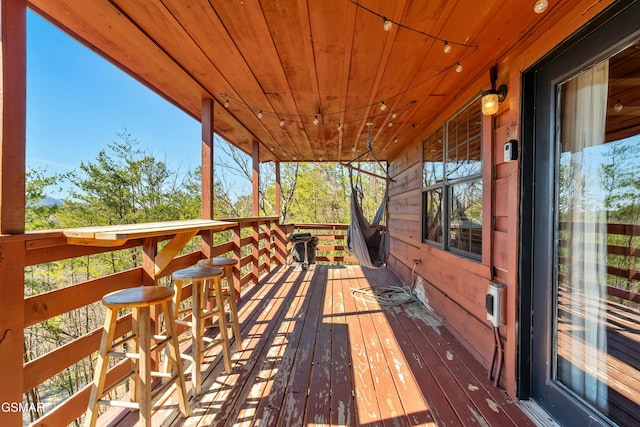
<box><xmin>26</xmin><ymin>10</ymin><xmax>246</xmax><ymax>198</ymax></box>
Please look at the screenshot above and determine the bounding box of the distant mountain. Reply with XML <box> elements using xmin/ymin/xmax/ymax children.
<box><xmin>33</xmin><ymin>196</ymin><xmax>63</xmax><ymax>207</ymax></box>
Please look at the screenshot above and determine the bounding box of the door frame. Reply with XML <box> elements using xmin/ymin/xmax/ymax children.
<box><xmin>518</xmin><ymin>1</ymin><xmax>640</xmax><ymax>425</ymax></box>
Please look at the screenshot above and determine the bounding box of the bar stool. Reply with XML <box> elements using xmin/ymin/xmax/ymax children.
<box><xmin>85</xmin><ymin>286</ymin><xmax>189</xmax><ymax>427</ymax></box>
<box><xmin>172</xmin><ymin>266</ymin><xmax>232</xmax><ymax>395</ymax></box>
<box><xmin>197</xmin><ymin>257</ymin><xmax>242</xmax><ymax>351</ymax></box>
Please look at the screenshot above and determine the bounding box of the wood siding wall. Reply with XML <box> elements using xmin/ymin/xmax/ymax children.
<box><xmin>386</xmin><ymin>0</ymin><xmax>617</xmax><ymax>397</ymax></box>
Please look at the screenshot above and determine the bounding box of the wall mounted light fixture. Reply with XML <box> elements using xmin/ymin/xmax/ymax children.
<box><xmin>482</xmin><ymin>66</ymin><xmax>507</xmax><ymax>115</ymax></box>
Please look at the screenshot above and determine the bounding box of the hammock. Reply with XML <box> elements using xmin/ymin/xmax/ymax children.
<box><xmin>347</xmin><ymin>173</ymin><xmax>389</xmax><ymax>269</ymax></box>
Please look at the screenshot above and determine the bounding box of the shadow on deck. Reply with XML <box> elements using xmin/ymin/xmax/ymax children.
<box><xmin>98</xmin><ymin>265</ymin><xmax>535</xmax><ymax>426</ymax></box>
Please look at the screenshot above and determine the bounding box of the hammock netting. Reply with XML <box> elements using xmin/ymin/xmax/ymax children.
<box><xmin>347</xmin><ymin>180</ymin><xmax>389</xmax><ymax>269</ymax></box>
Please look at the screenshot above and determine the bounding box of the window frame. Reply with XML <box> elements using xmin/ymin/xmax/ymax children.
<box><xmin>422</xmin><ymin>95</ymin><xmax>483</xmax><ymax>261</ymax></box>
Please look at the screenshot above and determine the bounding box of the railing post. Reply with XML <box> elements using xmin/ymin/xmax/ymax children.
<box><xmin>252</xmin><ymin>221</ymin><xmax>260</xmax><ymax>285</ymax></box>
<box><xmin>0</xmin><ymin>239</ymin><xmax>26</xmax><ymax>425</ymax></box>
<box><xmin>274</xmin><ymin>223</ymin><xmax>287</xmax><ymax>265</ymax></box>
<box><xmin>265</xmin><ymin>220</ymin><xmax>273</xmax><ymax>273</ymax></box>
<box><xmin>233</xmin><ymin>224</ymin><xmax>242</xmax><ymax>293</ymax></box>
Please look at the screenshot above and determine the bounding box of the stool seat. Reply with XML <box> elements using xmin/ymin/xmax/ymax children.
<box><xmin>172</xmin><ymin>266</ymin><xmax>223</xmax><ymax>281</ymax></box>
<box><xmin>198</xmin><ymin>257</ymin><xmax>236</xmax><ymax>268</ymax></box>
<box><xmin>103</xmin><ymin>286</ymin><xmax>174</xmax><ymax>308</ymax></box>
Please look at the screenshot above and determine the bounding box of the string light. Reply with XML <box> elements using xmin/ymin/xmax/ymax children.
<box><xmin>221</xmin><ymin>93</ymin><xmax>230</xmax><ymax>108</ymax></box>
<box><xmin>388</xmin><ymin>121</ymin><xmax>393</xmax><ymax>127</ymax></box>
<box><xmin>383</xmin><ymin>17</ymin><xmax>393</xmax><ymax>31</ymax></box>
<box><xmin>217</xmin><ymin>95</ymin><xmax>415</xmax><ymax>127</ymax></box>
<box><xmin>443</xmin><ymin>41</ymin><xmax>451</xmax><ymax>54</ymax></box>
<box><xmin>533</xmin><ymin>0</ymin><xmax>548</xmax><ymax>13</ymax></box>
<box><xmin>348</xmin><ymin>0</ymin><xmax>477</xmax><ymax>50</ymax></box>
<box><xmin>614</xmin><ymin>100</ymin><xmax>624</xmax><ymax>112</ymax></box>
<box><xmin>455</xmin><ymin>62</ymin><xmax>463</xmax><ymax>73</ymax></box>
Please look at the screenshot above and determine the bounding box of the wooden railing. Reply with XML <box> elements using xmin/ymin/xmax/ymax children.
<box><xmin>285</xmin><ymin>223</ymin><xmax>358</xmax><ymax>264</ymax></box>
<box><xmin>558</xmin><ymin>221</ymin><xmax>640</xmax><ymax>305</ymax></box>
<box><xmin>17</xmin><ymin>216</ymin><xmax>280</xmax><ymax>426</ymax></box>
<box><xmin>0</xmin><ymin>218</ymin><xmax>360</xmax><ymax>426</ymax></box>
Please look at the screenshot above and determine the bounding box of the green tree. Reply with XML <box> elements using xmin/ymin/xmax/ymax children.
<box><xmin>25</xmin><ymin>167</ymin><xmax>65</xmax><ymax>230</ymax></box>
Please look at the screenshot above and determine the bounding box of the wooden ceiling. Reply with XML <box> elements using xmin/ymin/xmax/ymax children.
<box><xmin>27</xmin><ymin>0</ymin><xmax>585</xmax><ymax>162</ymax></box>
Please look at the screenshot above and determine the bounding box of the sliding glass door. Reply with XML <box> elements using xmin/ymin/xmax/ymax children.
<box><xmin>521</xmin><ymin>2</ymin><xmax>640</xmax><ymax>425</ymax></box>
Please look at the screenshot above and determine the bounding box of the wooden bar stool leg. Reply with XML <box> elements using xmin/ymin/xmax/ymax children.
<box><xmin>223</xmin><ymin>267</ymin><xmax>243</xmax><ymax>351</ymax></box>
<box><xmin>85</xmin><ymin>287</ymin><xmax>189</xmax><ymax>426</ymax></box>
<box><xmin>161</xmin><ymin>300</ymin><xmax>190</xmax><ymax>416</ymax></box>
<box><xmin>136</xmin><ymin>306</ymin><xmax>152</xmax><ymax>427</ymax></box>
<box><xmin>85</xmin><ymin>308</ymin><xmax>117</xmax><ymax>427</ymax></box>
<box><xmin>213</xmin><ymin>276</ymin><xmax>233</xmax><ymax>374</ymax></box>
<box><xmin>191</xmin><ymin>278</ymin><xmax>203</xmax><ymax>395</ymax></box>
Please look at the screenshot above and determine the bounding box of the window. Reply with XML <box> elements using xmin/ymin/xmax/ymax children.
<box><xmin>422</xmin><ymin>97</ymin><xmax>483</xmax><ymax>259</ymax></box>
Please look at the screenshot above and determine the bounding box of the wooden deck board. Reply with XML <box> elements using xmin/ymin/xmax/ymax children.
<box><xmin>98</xmin><ymin>265</ymin><xmax>535</xmax><ymax>427</ymax></box>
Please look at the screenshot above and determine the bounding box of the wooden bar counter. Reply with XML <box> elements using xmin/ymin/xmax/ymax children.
<box><xmin>63</xmin><ymin>219</ymin><xmax>237</xmax><ymax>277</ymax></box>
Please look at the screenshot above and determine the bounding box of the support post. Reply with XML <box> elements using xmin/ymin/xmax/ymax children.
<box><xmin>252</xmin><ymin>140</ymin><xmax>260</xmax><ymax>217</ymax></box>
<box><xmin>1</xmin><ymin>0</ymin><xmax>27</xmax><ymax>233</ymax></box>
<box><xmin>201</xmin><ymin>98</ymin><xmax>215</xmax><ymax>259</ymax></box>
<box><xmin>201</xmin><ymin>98</ymin><xmax>215</xmax><ymax>220</ymax></box>
<box><xmin>0</xmin><ymin>2</ymin><xmax>27</xmax><ymax>424</ymax></box>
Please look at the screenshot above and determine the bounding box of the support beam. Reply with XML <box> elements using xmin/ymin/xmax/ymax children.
<box><xmin>201</xmin><ymin>98</ymin><xmax>214</xmax><ymax>220</ymax></box>
<box><xmin>275</xmin><ymin>161</ymin><xmax>281</xmax><ymax>218</ymax></box>
<box><xmin>252</xmin><ymin>140</ymin><xmax>259</xmax><ymax>217</ymax></box>
<box><xmin>201</xmin><ymin>99</ymin><xmax>215</xmax><ymax>258</ymax></box>
<box><xmin>0</xmin><ymin>2</ymin><xmax>26</xmax><ymax>423</ymax></box>
<box><xmin>1</xmin><ymin>0</ymin><xmax>27</xmax><ymax>234</ymax></box>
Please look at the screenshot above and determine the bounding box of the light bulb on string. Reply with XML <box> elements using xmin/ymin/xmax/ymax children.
<box><xmin>614</xmin><ymin>100</ymin><xmax>624</xmax><ymax>112</ymax></box>
<box><xmin>313</xmin><ymin>115</ymin><xmax>319</xmax><ymax>125</ymax></box>
<box><xmin>224</xmin><ymin>99</ymin><xmax>230</xmax><ymax>108</ymax></box>
<box><xmin>279</xmin><ymin>118</ymin><xmax>285</xmax><ymax>127</ymax></box>
<box><xmin>388</xmin><ymin>121</ymin><xmax>394</xmax><ymax>127</ymax></box>
<box><xmin>380</xmin><ymin>101</ymin><xmax>387</xmax><ymax>111</ymax></box>
<box><xmin>455</xmin><ymin>62</ymin><xmax>463</xmax><ymax>73</ymax></box>
<box><xmin>383</xmin><ymin>18</ymin><xmax>393</xmax><ymax>32</ymax></box>
<box><xmin>533</xmin><ymin>0</ymin><xmax>548</xmax><ymax>13</ymax></box>
<box><xmin>257</xmin><ymin>110</ymin><xmax>263</xmax><ymax>119</ymax></box>
<box><xmin>443</xmin><ymin>41</ymin><xmax>451</xmax><ymax>54</ymax></box>
<box><xmin>391</xmin><ymin>111</ymin><xmax>397</xmax><ymax>120</ymax></box>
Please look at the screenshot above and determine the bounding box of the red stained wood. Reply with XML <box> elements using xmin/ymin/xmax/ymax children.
<box><xmin>94</xmin><ymin>265</ymin><xmax>535</xmax><ymax>426</ymax></box>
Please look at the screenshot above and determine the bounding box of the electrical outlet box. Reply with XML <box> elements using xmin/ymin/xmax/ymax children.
<box><xmin>486</xmin><ymin>282</ymin><xmax>506</xmax><ymax>326</ymax></box>
<box><xmin>504</xmin><ymin>139</ymin><xmax>518</xmax><ymax>162</ymax></box>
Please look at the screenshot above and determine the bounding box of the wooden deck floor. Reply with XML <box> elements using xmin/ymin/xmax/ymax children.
<box><xmin>98</xmin><ymin>265</ymin><xmax>536</xmax><ymax>426</ymax></box>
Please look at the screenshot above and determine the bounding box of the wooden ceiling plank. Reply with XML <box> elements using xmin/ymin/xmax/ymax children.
<box><xmin>110</xmin><ymin>0</ymin><xmax>268</xmax><ymax>158</ymax></box>
<box><xmin>340</xmin><ymin>1</ymin><xmax>395</xmax><ymax>160</ymax></box>
<box><xmin>207</xmin><ymin>0</ymin><xmax>315</xmax><ymax>161</ymax></box>
<box><xmin>371</xmin><ymin>0</ymin><xmax>456</xmax><ymax>159</ymax></box>
<box><xmin>260</xmin><ymin>0</ymin><xmax>325</xmax><ymax>160</ymax></box>
<box><xmin>160</xmin><ymin>0</ymin><xmax>293</xmax><ymax>161</ymax></box>
<box><xmin>307</xmin><ymin>0</ymin><xmax>354</xmax><ymax>161</ymax></box>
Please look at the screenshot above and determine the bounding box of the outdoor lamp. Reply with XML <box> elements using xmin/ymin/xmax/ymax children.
<box><xmin>482</xmin><ymin>85</ymin><xmax>507</xmax><ymax>115</ymax></box>
<box><xmin>482</xmin><ymin>66</ymin><xmax>508</xmax><ymax>116</ymax></box>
